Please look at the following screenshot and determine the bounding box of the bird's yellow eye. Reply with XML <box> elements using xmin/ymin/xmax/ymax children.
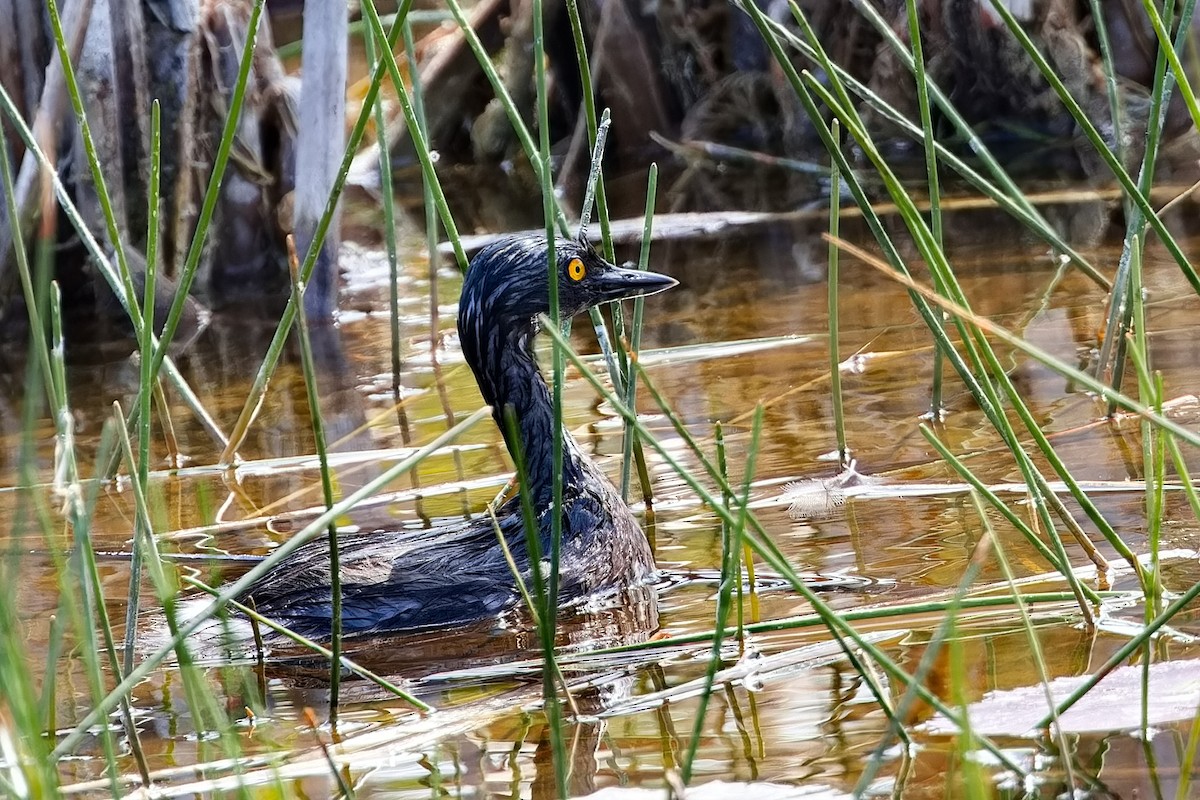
<box><xmin>567</xmin><ymin>258</ymin><xmax>586</xmax><ymax>282</ymax></box>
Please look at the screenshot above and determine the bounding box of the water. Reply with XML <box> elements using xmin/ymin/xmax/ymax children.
<box><xmin>4</xmin><ymin>194</ymin><xmax>1200</xmax><ymax>798</ymax></box>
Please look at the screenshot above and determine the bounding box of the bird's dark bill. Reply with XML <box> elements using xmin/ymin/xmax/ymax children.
<box><xmin>592</xmin><ymin>267</ymin><xmax>678</xmax><ymax>302</ymax></box>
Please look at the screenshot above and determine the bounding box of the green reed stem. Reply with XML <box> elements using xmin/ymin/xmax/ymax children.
<box><xmin>493</xmin><ymin>461</ymin><xmax>580</xmax><ymax>713</ymax></box>
<box><xmin>0</xmin><ymin>590</ymin><xmax>54</xmax><ymax>796</ymax></box>
<box><xmin>532</xmin><ymin>0</ymin><xmax>567</xmax><ymax>789</ymax></box>
<box><xmin>504</xmin><ymin>403</ymin><xmax>579</xmax><ymax>731</ymax></box>
<box><xmin>111</xmin><ymin>404</ymin><xmax>236</xmax><ymax>754</ymax></box>
<box><xmin>399</xmin><ymin>14</ymin><xmax>471</xmax><ymax>489</ymax></box>
<box><xmin>582</xmin><ymin>130</ymin><xmax>631</xmax><ymax>414</ymax></box>
<box><xmin>1129</xmin><ymin>237</ymin><xmax>1165</xmax><ymax>617</ymax></box>
<box><xmin>754</xmin><ymin>2</ymin><xmax>1108</xmax><ymax>600</ymax></box>
<box><xmin>45</xmin><ymin>0</ymin><xmax>136</xmax><ymax>318</ymax></box>
<box><xmin>714</xmin><ymin>423</ymin><xmax>738</xmax><ymax>640</ymax></box>
<box><xmin>77</xmin><ymin>448</ymin><xmax>153</xmax><ymax>787</ymax></box>
<box><xmin>979</xmin><ymin>492</ymin><xmax>1078</xmax><ymax>790</ymax></box>
<box><xmin>3</xmin><ymin>138</ymin><xmax>55</xmax><ymax>787</ymax></box>
<box><xmin>1142</xmin><ymin>0</ymin><xmax>1200</xmax><ymax>130</ymax></box>
<box><xmin>1178</xmin><ymin>698</ymin><xmax>1200</xmax><ymax>800</ymax></box>
<box><xmin>46</xmin><ymin>285</ymin><xmax>123</xmax><ymax>796</ymax></box>
<box><xmin>618</xmin><ymin>165</ymin><xmax>659</xmax><ymax>503</ymax></box>
<box><xmin>273</xmin><ymin>11</ymin><xmax>452</xmax><ymax>58</ymax></box>
<box><xmin>579</xmin><ymin>110</ymin><xmax>610</xmax><ymax>236</ymax></box>
<box><xmin>947</xmin><ymin>633</ymin><xmax>986</xmax><ymax>800</ymax></box>
<box><xmin>682</xmin><ymin>410</ymin><xmax>762</xmax><ymax>785</ymax></box>
<box><xmin>364</xmin><ymin>23</ymin><xmax>402</xmax><ymax>393</ymax></box>
<box><xmin>1086</xmin><ymin>0</ymin><xmax>1128</xmax><ymax>174</ymax></box>
<box><xmin>580</xmin><ymin>590</ymin><xmax>1102</xmax><ymax>657</ymax></box>
<box><xmin>542</xmin><ymin>321</ymin><xmax>1027</xmax><ymax>775</ymax></box>
<box><xmin>288</xmin><ymin>253</ymin><xmax>344</xmax><ymax>725</ymax></box>
<box><xmin>122</xmin><ymin>101</ymin><xmax>162</xmax><ymax>680</ymax></box>
<box><xmin>581</xmin><ymin>112</ymin><xmax>627</xmax><ymax>396</ymax></box>
<box><xmin>50</xmin><ymin>406</ymin><xmax>487</xmax><ymax>759</ymax></box>
<box><xmin>902</xmin><ymin>0</ymin><xmax>945</xmax><ymax>418</ymax></box>
<box><xmin>1097</xmin><ymin>0</ymin><xmax>1189</xmax><ymax>409</ymax></box>
<box><xmin>401</xmin><ymin>20</ymin><xmax>439</xmax><ymax>433</ymax></box>
<box><xmin>565</xmin><ymin>0</ymin><xmax>613</xmax><ymax>248</ymax></box>
<box><xmin>221</xmin><ymin>0</ymin><xmax>462</xmax><ymax>461</ymax></box>
<box><xmin>1128</xmin><ymin>346</ymin><xmax>1168</xmax><ymax>620</ymax></box>
<box><xmin>488</xmin><ymin>504</ymin><xmax>541</xmax><ymax>625</ymax></box>
<box><xmin>141</xmin><ymin>100</ymin><xmax>161</xmax><ymax>482</ymax></box>
<box><xmin>440</xmin><ymin>0</ymin><xmax>571</xmax><ymax>237</ymax></box>
<box><xmin>826</xmin><ymin>129</ymin><xmax>847</xmax><ymax>466</ymax></box>
<box><xmin>439</xmin><ymin>0</ymin><xmax>630</xmax><ymax>398</ymax></box>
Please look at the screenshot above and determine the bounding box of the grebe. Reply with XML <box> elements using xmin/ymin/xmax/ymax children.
<box><xmin>236</xmin><ymin>234</ymin><xmax>676</xmax><ymax>637</ymax></box>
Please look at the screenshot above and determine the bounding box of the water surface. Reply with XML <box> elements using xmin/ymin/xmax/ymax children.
<box><xmin>5</xmin><ymin>191</ymin><xmax>1200</xmax><ymax>798</ymax></box>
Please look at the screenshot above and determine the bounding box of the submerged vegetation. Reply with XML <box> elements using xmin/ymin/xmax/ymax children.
<box><xmin>2</xmin><ymin>0</ymin><xmax>1200</xmax><ymax>798</ymax></box>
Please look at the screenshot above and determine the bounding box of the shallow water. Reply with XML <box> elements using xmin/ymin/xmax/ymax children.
<box><xmin>4</xmin><ymin>190</ymin><xmax>1200</xmax><ymax>798</ymax></box>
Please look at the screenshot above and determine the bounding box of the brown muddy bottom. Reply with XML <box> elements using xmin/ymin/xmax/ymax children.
<box><xmin>5</xmin><ymin>188</ymin><xmax>1200</xmax><ymax>798</ymax></box>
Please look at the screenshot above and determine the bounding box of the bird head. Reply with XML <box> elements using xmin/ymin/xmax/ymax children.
<box><xmin>460</xmin><ymin>234</ymin><xmax>677</xmax><ymax>332</ymax></box>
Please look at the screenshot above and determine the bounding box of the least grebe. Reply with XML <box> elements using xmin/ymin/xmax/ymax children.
<box><xmin>236</xmin><ymin>234</ymin><xmax>676</xmax><ymax>638</ymax></box>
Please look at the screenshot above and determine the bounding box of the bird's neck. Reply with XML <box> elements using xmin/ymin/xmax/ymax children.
<box><xmin>467</xmin><ymin>321</ymin><xmax>587</xmax><ymax>510</ymax></box>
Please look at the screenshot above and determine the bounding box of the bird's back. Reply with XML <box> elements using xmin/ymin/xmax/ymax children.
<box><xmin>240</xmin><ymin>463</ymin><xmax>653</xmax><ymax>639</ymax></box>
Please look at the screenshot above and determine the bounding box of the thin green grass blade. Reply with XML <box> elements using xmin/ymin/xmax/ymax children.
<box><xmin>1096</xmin><ymin>0</ymin><xmax>1194</xmax><ymax>406</ymax></box>
<box><xmin>288</xmin><ymin>246</ymin><xmax>344</xmax><ymax>725</ymax></box>
<box><xmin>1086</xmin><ymin>0</ymin><xmax>1129</xmax><ymax>176</ymax></box>
<box><xmin>1178</xmin><ymin>697</ymin><xmax>1200</xmax><ymax>800</ymax></box>
<box><xmin>0</xmin><ymin>129</ymin><xmax>53</xmax><ymax>403</ymax></box>
<box><xmin>0</xmin><ymin>80</ymin><xmax>227</xmax><ymax>446</ymax></box>
<box><xmin>531</xmin><ymin>0</ymin><xmax>567</xmax><ymax>789</ymax></box>
<box><xmin>46</xmin><ymin>284</ymin><xmax>124</xmax><ymax>796</ymax></box>
<box><xmin>565</xmin><ymin>0</ymin><xmax>614</xmax><ymax>249</ymax></box>
<box><xmin>948</xmin><ymin>633</ymin><xmax>988</xmax><ymax>800</ymax></box>
<box><xmin>920</xmin><ymin>425</ymin><xmax>1088</xmax><ymax>593</ymax></box>
<box><xmin>975</xmin><ymin>492</ymin><xmax>1079</xmax><ymax>790</ymax></box>
<box><xmin>681</xmin><ymin>409</ymin><xmax>762</xmax><ymax>785</ymax></box>
<box><xmin>111</xmin><ymin>404</ymin><xmax>237</xmax><ymax>756</ymax></box>
<box><xmin>364</xmin><ymin>22</ymin><xmax>403</xmax><ymax>394</ymax></box>
<box><xmin>583</xmin><ymin>590</ymin><xmax>1103</xmax><ymax>657</ymax></box>
<box><xmin>902</xmin><ymin>0</ymin><xmax>946</xmax><ymax>416</ymax></box>
<box><xmin>219</xmin><ymin>1</ymin><xmax>453</xmax><ymax>461</ymax></box>
<box><xmin>1142</xmin><ymin>0</ymin><xmax>1200</xmax><ymax>131</ymax></box>
<box><xmin>619</xmin><ymin>164</ymin><xmax>659</xmax><ymax>503</ymax></box>
<box><xmin>122</xmin><ymin>100</ymin><xmax>162</xmax><ymax>680</ymax></box>
<box><xmin>45</xmin><ymin>0</ymin><xmax>138</xmax><ymax>325</ymax></box>
<box><xmin>826</xmin><ymin>127</ymin><xmax>847</xmax><ymax>465</ymax></box>
<box><xmin>440</xmin><ymin>0</ymin><xmax>571</xmax><ymax>237</ymax></box>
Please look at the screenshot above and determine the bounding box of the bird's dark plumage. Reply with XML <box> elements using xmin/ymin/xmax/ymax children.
<box><xmin>237</xmin><ymin>235</ymin><xmax>677</xmax><ymax>638</ymax></box>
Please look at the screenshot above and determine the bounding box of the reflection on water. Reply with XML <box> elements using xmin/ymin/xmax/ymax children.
<box><xmin>5</xmin><ymin>193</ymin><xmax>1200</xmax><ymax>797</ymax></box>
